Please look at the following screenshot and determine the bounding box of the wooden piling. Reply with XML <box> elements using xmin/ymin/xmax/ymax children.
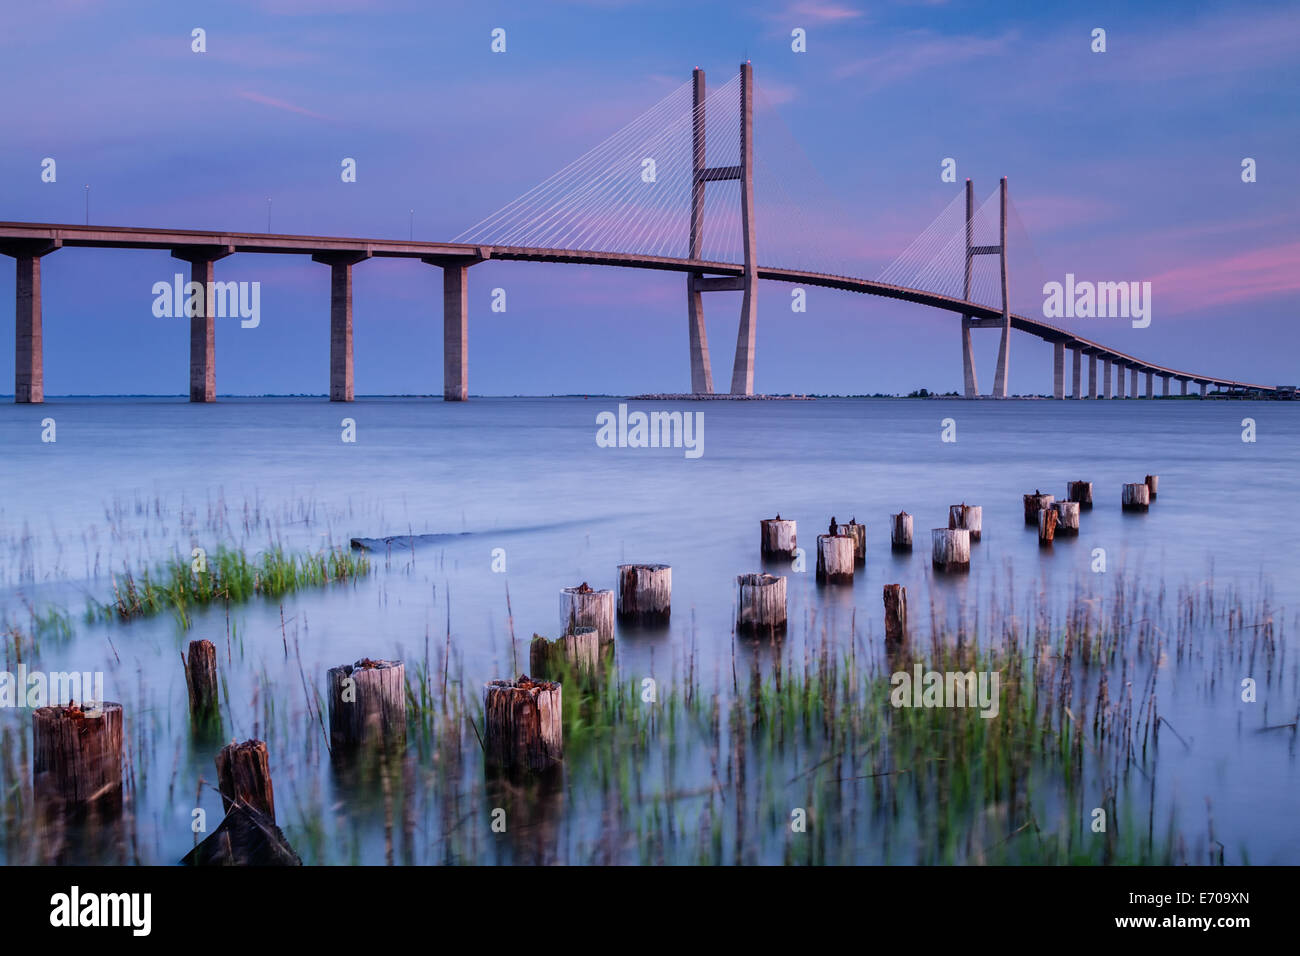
<box><xmin>883</xmin><ymin>584</ymin><xmax>908</xmax><ymax>653</ymax></box>
<box><xmin>1122</xmin><ymin>482</ymin><xmax>1150</xmax><ymax>512</ymax></box>
<box><xmin>1038</xmin><ymin>506</ymin><xmax>1058</xmax><ymax>545</ymax></box>
<box><xmin>616</xmin><ymin>563</ymin><xmax>671</xmax><ymax>624</ymax></box>
<box><xmin>1067</xmin><ymin>480</ymin><xmax>1093</xmax><ymax>510</ymax></box>
<box><xmin>325</xmin><ymin>658</ymin><xmax>407</xmax><ymax>752</ymax></box>
<box><xmin>32</xmin><ymin>702</ymin><xmax>124</xmax><ymax>819</ymax></box>
<box><xmin>890</xmin><ymin>511</ymin><xmax>913</xmax><ymax>551</ymax></box>
<box><xmin>560</xmin><ymin>584</ymin><xmax>614</xmax><ymax>645</ymax></box>
<box><xmin>1145</xmin><ymin>474</ymin><xmax>1159</xmax><ymax>500</ymax></box>
<box><xmin>216</xmin><ymin>738</ymin><xmax>276</xmax><ymax>819</ymax></box>
<box><xmin>759</xmin><ymin>517</ymin><xmax>797</xmax><ymax>559</ymax></box>
<box><xmin>483</xmin><ymin>676</ymin><xmax>563</xmax><ymax>775</ymax></box>
<box><xmin>736</xmin><ymin>572</ymin><xmax>787</xmax><ymax>636</ymax></box>
<box><xmin>1024</xmin><ymin>491</ymin><xmax>1054</xmax><ymax>525</ymax></box>
<box><xmin>931</xmin><ymin>528</ymin><xmax>970</xmax><ymax>572</ymax></box>
<box><xmin>184</xmin><ymin>639</ymin><xmax>220</xmax><ymax>727</ymax></box>
<box><xmin>844</xmin><ymin>520</ymin><xmax>866</xmax><ymax>564</ymax></box>
<box><xmin>815</xmin><ymin>533</ymin><xmax>855</xmax><ymax>584</ymax></box>
<box><xmin>529</xmin><ymin>627</ymin><xmax>602</xmax><ymax>682</ymax></box>
<box><xmin>948</xmin><ymin>503</ymin><xmax>982</xmax><ymax>542</ymax></box>
<box><xmin>1052</xmin><ymin>500</ymin><xmax>1080</xmax><ymax>536</ymax></box>
<box><xmin>181</xmin><ymin>802</ymin><xmax>302</xmax><ymax>866</ymax></box>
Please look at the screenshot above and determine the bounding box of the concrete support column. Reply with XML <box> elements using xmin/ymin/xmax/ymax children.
<box><xmin>313</xmin><ymin>252</ymin><xmax>370</xmax><ymax>402</ymax></box>
<box><xmin>729</xmin><ymin>61</ymin><xmax>757</xmax><ymax>396</ymax></box>
<box><xmin>1088</xmin><ymin>353</ymin><xmax>1098</xmax><ymax>399</ymax></box>
<box><xmin>1103</xmin><ymin>359</ymin><xmax>1113</xmax><ymax>399</ymax></box>
<box><xmin>1162</xmin><ymin>375</ymin><xmax>1171</xmax><ymax>397</ymax></box>
<box><xmin>1052</xmin><ymin>341</ymin><xmax>1065</xmax><ymax>399</ymax></box>
<box><xmin>990</xmin><ymin>176</ymin><xmax>1011</xmax><ymax>398</ymax></box>
<box><xmin>171</xmin><ymin>246</ymin><xmax>233</xmax><ymax>403</ymax></box>
<box><xmin>15</xmin><ymin>255</ymin><xmax>45</xmax><ymax>403</ymax></box>
<box><xmin>423</xmin><ymin>253</ymin><xmax>484</xmax><ymax>401</ymax></box>
<box><xmin>330</xmin><ymin>264</ymin><xmax>354</xmax><ymax>401</ymax></box>
<box><xmin>3</xmin><ymin>240</ymin><xmax>60</xmax><ymax>404</ymax></box>
<box><xmin>1145</xmin><ymin>371</ymin><xmax>1154</xmax><ymax>399</ymax></box>
<box><xmin>687</xmin><ymin>69</ymin><xmax>715</xmax><ymax>396</ymax></box>
<box><xmin>687</xmin><ymin>285</ymin><xmax>713</xmax><ymax>394</ymax></box>
<box><xmin>961</xmin><ymin>316</ymin><xmax>979</xmax><ymax>398</ymax></box>
<box><xmin>1200</xmin><ymin>382</ymin><xmax>1207</xmax><ymax>398</ymax></box>
<box><xmin>1117</xmin><ymin>364</ymin><xmax>1127</xmax><ymax>399</ymax></box>
<box><xmin>1130</xmin><ymin>367</ymin><xmax>1139</xmax><ymax>398</ymax></box>
<box><xmin>1181</xmin><ymin>379</ymin><xmax>1188</xmax><ymax>397</ymax></box>
<box><xmin>443</xmin><ymin>264</ymin><xmax>468</xmax><ymax>402</ymax></box>
<box><xmin>1071</xmin><ymin>348</ymin><xmax>1082</xmax><ymax>400</ymax></box>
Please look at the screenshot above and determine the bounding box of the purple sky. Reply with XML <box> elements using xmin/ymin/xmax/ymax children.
<box><xmin>1</xmin><ymin>0</ymin><xmax>1297</xmax><ymax>395</ymax></box>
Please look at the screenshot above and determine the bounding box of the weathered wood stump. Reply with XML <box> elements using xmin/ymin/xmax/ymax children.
<box><xmin>529</xmin><ymin>627</ymin><xmax>602</xmax><ymax>682</ymax></box>
<box><xmin>1052</xmin><ymin>500</ymin><xmax>1080</xmax><ymax>535</ymax></box>
<box><xmin>1024</xmin><ymin>491</ymin><xmax>1054</xmax><ymax>525</ymax></box>
<box><xmin>736</xmin><ymin>572</ymin><xmax>787</xmax><ymax>636</ymax></box>
<box><xmin>560</xmin><ymin>584</ymin><xmax>614</xmax><ymax>645</ymax></box>
<box><xmin>883</xmin><ymin>584</ymin><xmax>908</xmax><ymax>654</ymax></box>
<box><xmin>484</xmin><ymin>676</ymin><xmax>563</xmax><ymax>775</ymax></box>
<box><xmin>948</xmin><ymin>503</ymin><xmax>982</xmax><ymax>542</ymax></box>
<box><xmin>1067</xmin><ymin>480</ymin><xmax>1093</xmax><ymax>510</ymax></box>
<box><xmin>616</xmin><ymin>563</ymin><xmax>671</xmax><ymax>624</ymax></box>
<box><xmin>184</xmin><ymin>639</ymin><xmax>220</xmax><ymax>728</ymax></box>
<box><xmin>326</xmin><ymin>658</ymin><xmax>407</xmax><ymax>752</ymax></box>
<box><xmin>216</xmin><ymin>738</ymin><xmax>276</xmax><ymax>819</ymax></box>
<box><xmin>32</xmin><ymin>702</ymin><xmax>124</xmax><ymax>819</ymax></box>
<box><xmin>1122</xmin><ymin>482</ymin><xmax>1150</xmax><ymax>512</ymax></box>
<box><xmin>815</xmin><ymin>533</ymin><xmax>855</xmax><ymax>584</ymax></box>
<box><xmin>931</xmin><ymin>528</ymin><xmax>970</xmax><ymax>572</ymax></box>
<box><xmin>891</xmin><ymin>511</ymin><xmax>913</xmax><ymax>551</ymax></box>
<box><xmin>181</xmin><ymin>802</ymin><xmax>302</xmax><ymax>866</ymax></box>
<box><xmin>843</xmin><ymin>520</ymin><xmax>866</xmax><ymax>564</ymax></box>
<box><xmin>1038</xmin><ymin>506</ymin><xmax>1058</xmax><ymax>545</ymax></box>
<box><xmin>759</xmin><ymin>517</ymin><xmax>797</xmax><ymax>559</ymax></box>
<box><xmin>1145</xmin><ymin>474</ymin><xmax>1159</xmax><ymax>500</ymax></box>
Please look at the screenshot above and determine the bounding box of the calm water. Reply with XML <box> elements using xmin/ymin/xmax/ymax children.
<box><xmin>0</xmin><ymin>397</ymin><xmax>1296</xmax><ymax>863</ymax></box>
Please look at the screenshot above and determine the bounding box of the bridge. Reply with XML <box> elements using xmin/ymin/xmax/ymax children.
<box><xmin>0</xmin><ymin>64</ymin><xmax>1272</xmax><ymax>403</ymax></box>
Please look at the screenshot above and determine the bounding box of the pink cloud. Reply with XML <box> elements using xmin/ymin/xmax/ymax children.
<box><xmin>237</xmin><ymin>90</ymin><xmax>332</xmax><ymax>121</ymax></box>
<box><xmin>1146</xmin><ymin>241</ymin><xmax>1300</xmax><ymax>313</ymax></box>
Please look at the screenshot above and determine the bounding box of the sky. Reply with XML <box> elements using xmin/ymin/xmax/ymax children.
<box><xmin>0</xmin><ymin>0</ymin><xmax>1297</xmax><ymax>396</ymax></box>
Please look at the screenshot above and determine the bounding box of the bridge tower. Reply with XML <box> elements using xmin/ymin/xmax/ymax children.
<box><xmin>687</xmin><ymin>62</ymin><xmax>758</xmax><ymax>395</ymax></box>
<box><xmin>960</xmin><ymin>177</ymin><xmax>1012</xmax><ymax>398</ymax></box>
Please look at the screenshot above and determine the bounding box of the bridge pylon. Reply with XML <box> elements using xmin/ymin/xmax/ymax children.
<box><xmin>960</xmin><ymin>177</ymin><xmax>1012</xmax><ymax>398</ymax></box>
<box><xmin>687</xmin><ymin>63</ymin><xmax>757</xmax><ymax>395</ymax></box>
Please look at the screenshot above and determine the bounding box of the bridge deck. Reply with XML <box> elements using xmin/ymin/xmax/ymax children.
<box><xmin>0</xmin><ymin>222</ymin><xmax>1270</xmax><ymax>392</ymax></box>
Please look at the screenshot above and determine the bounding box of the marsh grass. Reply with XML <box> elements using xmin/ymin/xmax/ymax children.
<box><xmin>87</xmin><ymin>546</ymin><xmax>370</xmax><ymax>627</ymax></box>
<box><xmin>2</xmin><ymin>570</ymin><xmax>1289</xmax><ymax>865</ymax></box>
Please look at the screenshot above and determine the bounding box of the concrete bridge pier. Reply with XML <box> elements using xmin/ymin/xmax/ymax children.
<box><xmin>171</xmin><ymin>245</ymin><xmax>233</xmax><ymax>403</ymax></box>
<box><xmin>424</xmin><ymin>254</ymin><xmax>483</xmax><ymax>401</ymax></box>
<box><xmin>1200</xmin><ymin>382</ymin><xmax>1208</xmax><ymax>398</ymax></box>
<box><xmin>312</xmin><ymin>252</ymin><xmax>371</xmax><ymax>401</ymax></box>
<box><xmin>1180</xmin><ymin>379</ymin><xmax>1188</xmax><ymax>397</ymax></box>
<box><xmin>1145</xmin><ymin>371</ymin><xmax>1154</xmax><ymax>399</ymax></box>
<box><xmin>2</xmin><ymin>239</ymin><xmax>61</xmax><ymax>403</ymax></box>
<box><xmin>1052</xmin><ymin>342</ymin><xmax>1065</xmax><ymax>399</ymax></box>
<box><xmin>1117</xmin><ymin>363</ymin><xmax>1127</xmax><ymax>399</ymax></box>
<box><xmin>1071</xmin><ymin>347</ymin><xmax>1082</xmax><ymax>399</ymax></box>
<box><xmin>1103</xmin><ymin>359</ymin><xmax>1113</xmax><ymax>399</ymax></box>
<box><xmin>1130</xmin><ymin>367</ymin><xmax>1139</xmax><ymax>398</ymax></box>
<box><xmin>1088</xmin><ymin>353</ymin><xmax>1098</xmax><ymax>399</ymax></box>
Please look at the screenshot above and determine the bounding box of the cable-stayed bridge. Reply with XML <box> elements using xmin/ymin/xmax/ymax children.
<box><xmin>0</xmin><ymin>63</ymin><xmax>1272</xmax><ymax>403</ymax></box>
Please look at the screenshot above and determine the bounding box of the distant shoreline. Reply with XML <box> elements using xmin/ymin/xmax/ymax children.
<box><xmin>0</xmin><ymin>392</ymin><xmax>1289</xmax><ymax>401</ymax></box>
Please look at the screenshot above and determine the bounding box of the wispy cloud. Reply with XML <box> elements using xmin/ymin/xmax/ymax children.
<box><xmin>1147</xmin><ymin>241</ymin><xmax>1300</xmax><ymax>313</ymax></box>
<box><xmin>834</xmin><ymin>29</ymin><xmax>1017</xmax><ymax>90</ymax></box>
<box><xmin>237</xmin><ymin>90</ymin><xmax>332</xmax><ymax>121</ymax></box>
